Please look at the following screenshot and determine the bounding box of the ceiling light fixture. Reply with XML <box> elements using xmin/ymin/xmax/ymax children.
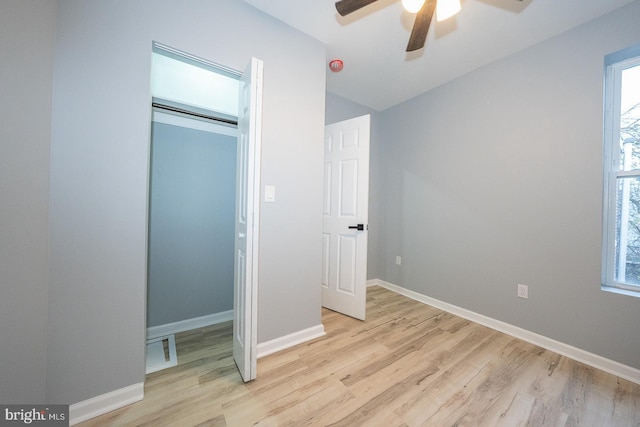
<box><xmin>401</xmin><ymin>0</ymin><xmax>426</xmax><ymax>14</ymax></box>
<box><xmin>436</xmin><ymin>0</ymin><xmax>461</xmax><ymax>21</ymax></box>
<box><xmin>336</xmin><ymin>0</ymin><xmax>521</xmax><ymax>52</ymax></box>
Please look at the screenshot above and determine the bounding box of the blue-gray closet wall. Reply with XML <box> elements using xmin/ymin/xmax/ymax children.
<box><xmin>148</xmin><ymin>120</ymin><xmax>236</xmax><ymax>327</ymax></box>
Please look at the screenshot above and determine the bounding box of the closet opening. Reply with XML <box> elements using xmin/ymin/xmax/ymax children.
<box><xmin>146</xmin><ymin>43</ymin><xmax>240</xmax><ymax>375</ymax></box>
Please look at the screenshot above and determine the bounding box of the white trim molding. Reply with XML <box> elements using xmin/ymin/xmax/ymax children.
<box><xmin>257</xmin><ymin>324</ymin><xmax>326</xmax><ymax>359</ymax></box>
<box><xmin>368</xmin><ymin>279</ymin><xmax>640</xmax><ymax>386</ymax></box>
<box><xmin>69</xmin><ymin>382</ymin><xmax>143</xmax><ymax>425</ymax></box>
<box><xmin>146</xmin><ymin>310</ymin><xmax>233</xmax><ymax>339</ymax></box>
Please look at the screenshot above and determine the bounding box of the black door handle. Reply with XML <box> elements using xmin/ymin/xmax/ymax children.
<box><xmin>348</xmin><ymin>224</ymin><xmax>365</xmax><ymax>231</ymax></box>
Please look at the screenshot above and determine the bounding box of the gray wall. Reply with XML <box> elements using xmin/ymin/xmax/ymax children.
<box><xmin>325</xmin><ymin>92</ymin><xmax>382</xmax><ymax>280</ymax></box>
<box><xmin>6</xmin><ymin>0</ymin><xmax>638</xmax><ymax>409</ymax></box>
<box><xmin>147</xmin><ymin>121</ymin><xmax>236</xmax><ymax>328</ymax></box>
<box><xmin>376</xmin><ymin>2</ymin><xmax>640</xmax><ymax>369</ymax></box>
<box><xmin>326</xmin><ymin>92</ymin><xmax>378</xmax><ymax>125</ymax></box>
<box><xmin>47</xmin><ymin>0</ymin><xmax>325</xmax><ymax>405</ymax></box>
<box><xmin>0</xmin><ymin>0</ymin><xmax>55</xmax><ymax>402</ymax></box>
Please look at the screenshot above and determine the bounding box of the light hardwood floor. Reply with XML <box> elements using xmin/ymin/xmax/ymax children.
<box><xmin>79</xmin><ymin>286</ymin><xmax>640</xmax><ymax>426</ymax></box>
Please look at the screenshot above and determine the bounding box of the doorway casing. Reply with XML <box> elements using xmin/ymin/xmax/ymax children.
<box><xmin>146</xmin><ymin>42</ymin><xmax>262</xmax><ymax>384</ymax></box>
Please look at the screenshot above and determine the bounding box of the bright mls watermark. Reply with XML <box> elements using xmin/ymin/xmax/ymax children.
<box><xmin>0</xmin><ymin>405</ymin><xmax>68</xmax><ymax>426</ymax></box>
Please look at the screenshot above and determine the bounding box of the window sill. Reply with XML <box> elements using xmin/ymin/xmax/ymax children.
<box><xmin>601</xmin><ymin>285</ymin><xmax>640</xmax><ymax>299</ymax></box>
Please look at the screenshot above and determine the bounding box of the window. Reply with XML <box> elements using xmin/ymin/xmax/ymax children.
<box><xmin>603</xmin><ymin>45</ymin><xmax>640</xmax><ymax>294</ymax></box>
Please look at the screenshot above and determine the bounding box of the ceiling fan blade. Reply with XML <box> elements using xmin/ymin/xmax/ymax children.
<box><xmin>335</xmin><ymin>0</ymin><xmax>378</xmax><ymax>16</ymax></box>
<box><xmin>406</xmin><ymin>0</ymin><xmax>436</xmax><ymax>52</ymax></box>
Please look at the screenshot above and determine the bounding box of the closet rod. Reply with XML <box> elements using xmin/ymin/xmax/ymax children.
<box><xmin>152</xmin><ymin>102</ymin><xmax>238</xmax><ymax>126</ymax></box>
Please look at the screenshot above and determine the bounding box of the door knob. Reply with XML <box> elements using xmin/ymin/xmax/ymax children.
<box><xmin>348</xmin><ymin>224</ymin><xmax>365</xmax><ymax>231</ymax></box>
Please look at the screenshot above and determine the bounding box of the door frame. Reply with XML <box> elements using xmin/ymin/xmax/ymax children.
<box><xmin>144</xmin><ymin>43</ymin><xmax>261</xmax><ymax>383</ymax></box>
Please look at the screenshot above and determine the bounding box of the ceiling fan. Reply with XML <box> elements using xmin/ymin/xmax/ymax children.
<box><xmin>335</xmin><ymin>0</ymin><xmax>523</xmax><ymax>52</ymax></box>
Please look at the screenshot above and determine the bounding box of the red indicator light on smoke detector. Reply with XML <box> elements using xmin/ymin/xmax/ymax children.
<box><xmin>329</xmin><ymin>59</ymin><xmax>344</xmax><ymax>72</ymax></box>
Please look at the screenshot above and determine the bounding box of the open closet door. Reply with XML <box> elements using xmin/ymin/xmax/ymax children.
<box><xmin>233</xmin><ymin>57</ymin><xmax>263</xmax><ymax>382</ymax></box>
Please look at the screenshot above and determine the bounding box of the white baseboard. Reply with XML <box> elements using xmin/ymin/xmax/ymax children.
<box><xmin>147</xmin><ymin>310</ymin><xmax>233</xmax><ymax>339</ymax></box>
<box><xmin>368</xmin><ymin>279</ymin><xmax>640</xmax><ymax>386</ymax></box>
<box><xmin>70</xmin><ymin>322</ymin><xmax>323</xmax><ymax>424</ymax></box>
<box><xmin>69</xmin><ymin>382</ymin><xmax>143</xmax><ymax>425</ymax></box>
<box><xmin>257</xmin><ymin>324</ymin><xmax>326</xmax><ymax>359</ymax></box>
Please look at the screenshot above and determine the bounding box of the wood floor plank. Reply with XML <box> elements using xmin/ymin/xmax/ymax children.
<box><xmin>77</xmin><ymin>286</ymin><xmax>639</xmax><ymax>427</ymax></box>
<box><xmin>394</xmin><ymin>334</ymin><xmax>517</xmax><ymax>423</ymax></box>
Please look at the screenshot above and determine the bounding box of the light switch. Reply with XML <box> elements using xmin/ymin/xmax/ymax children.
<box><xmin>265</xmin><ymin>185</ymin><xmax>275</xmax><ymax>203</ymax></box>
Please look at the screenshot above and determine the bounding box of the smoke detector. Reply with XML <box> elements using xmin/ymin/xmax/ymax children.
<box><xmin>329</xmin><ymin>59</ymin><xmax>344</xmax><ymax>72</ymax></box>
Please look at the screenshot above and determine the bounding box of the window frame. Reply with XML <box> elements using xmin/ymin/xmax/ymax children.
<box><xmin>602</xmin><ymin>45</ymin><xmax>640</xmax><ymax>295</ymax></box>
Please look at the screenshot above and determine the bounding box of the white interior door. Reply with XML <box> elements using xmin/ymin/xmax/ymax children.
<box><xmin>233</xmin><ymin>57</ymin><xmax>263</xmax><ymax>382</ymax></box>
<box><xmin>322</xmin><ymin>114</ymin><xmax>370</xmax><ymax>320</ymax></box>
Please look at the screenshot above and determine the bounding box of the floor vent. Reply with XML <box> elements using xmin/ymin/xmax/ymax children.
<box><xmin>146</xmin><ymin>334</ymin><xmax>177</xmax><ymax>374</ymax></box>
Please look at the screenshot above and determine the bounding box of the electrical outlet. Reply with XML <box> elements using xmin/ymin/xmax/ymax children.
<box><xmin>517</xmin><ymin>284</ymin><xmax>528</xmax><ymax>299</ymax></box>
<box><xmin>396</xmin><ymin>256</ymin><xmax>402</xmax><ymax>266</ymax></box>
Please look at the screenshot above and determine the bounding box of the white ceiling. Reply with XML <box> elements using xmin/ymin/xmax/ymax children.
<box><xmin>243</xmin><ymin>0</ymin><xmax>637</xmax><ymax>111</ymax></box>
